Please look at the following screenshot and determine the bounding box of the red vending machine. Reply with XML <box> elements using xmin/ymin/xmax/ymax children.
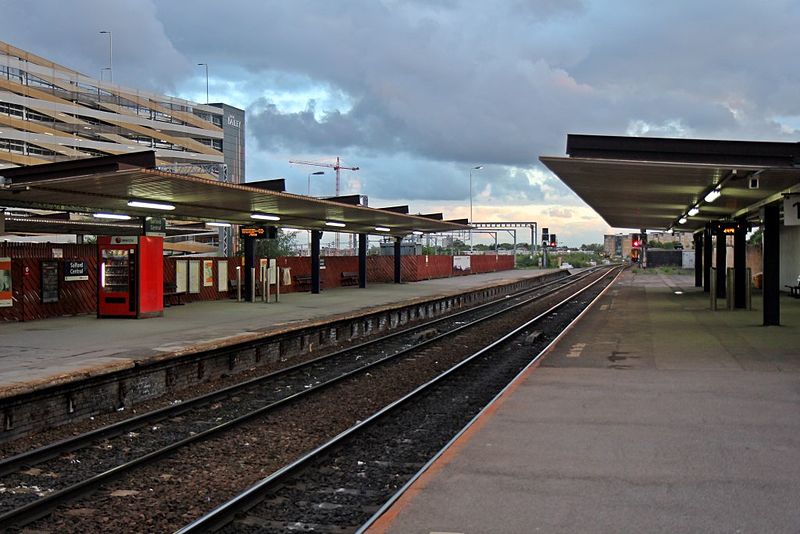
<box><xmin>97</xmin><ymin>236</ymin><xmax>164</xmax><ymax>318</ymax></box>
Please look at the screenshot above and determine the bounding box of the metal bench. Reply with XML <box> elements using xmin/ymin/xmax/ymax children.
<box><xmin>785</xmin><ymin>285</ymin><xmax>800</xmax><ymax>298</ymax></box>
<box><xmin>295</xmin><ymin>275</ymin><xmax>324</xmax><ymax>292</ymax></box>
<box><xmin>341</xmin><ymin>271</ymin><xmax>359</xmax><ymax>286</ymax></box>
<box><xmin>163</xmin><ymin>282</ymin><xmax>186</xmax><ymax>306</ymax></box>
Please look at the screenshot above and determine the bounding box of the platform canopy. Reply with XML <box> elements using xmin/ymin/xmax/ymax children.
<box><xmin>540</xmin><ymin>135</ymin><xmax>800</xmax><ymax>232</ymax></box>
<box><xmin>0</xmin><ymin>151</ymin><xmax>469</xmax><ymax>236</ymax></box>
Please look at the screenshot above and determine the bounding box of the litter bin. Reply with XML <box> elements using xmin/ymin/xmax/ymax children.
<box><xmin>753</xmin><ymin>272</ymin><xmax>763</xmax><ymax>289</ymax></box>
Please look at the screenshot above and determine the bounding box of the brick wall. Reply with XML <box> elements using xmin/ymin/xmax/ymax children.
<box><xmin>0</xmin><ymin>243</ymin><xmax>517</xmax><ymax>320</ymax></box>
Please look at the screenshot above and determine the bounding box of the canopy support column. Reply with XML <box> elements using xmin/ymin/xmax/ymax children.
<box><xmin>703</xmin><ymin>225</ymin><xmax>712</xmax><ymax>293</ymax></box>
<box><xmin>694</xmin><ymin>232</ymin><xmax>703</xmax><ymax>288</ymax></box>
<box><xmin>311</xmin><ymin>230</ymin><xmax>322</xmax><ymax>294</ymax></box>
<box><xmin>358</xmin><ymin>233</ymin><xmax>367</xmax><ymax>288</ymax></box>
<box><xmin>734</xmin><ymin>219</ymin><xmax>747</xmax><ymax>309</ymax></box>
<box><xmin>243</xmin><ymin>235</ymin><xmax>255</xmax><ymax>302</ymax></box>
<box><xmin>394</xmin><ymin>236</ymin><xmax>402</xmax><ymax>284</ymax></box>
<box><xmin>763</xmin><ymin>204</ymin><xmax>780</xmax><ymax>326</ymax></box>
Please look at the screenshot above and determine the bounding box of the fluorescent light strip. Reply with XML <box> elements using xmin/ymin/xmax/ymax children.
<box><xmin>127</xmin><ymin>199</ymin><xmax>175</xmax><ymax>211</ymax></box>
<box><xmin>687</xmin><ymin>207</ymin><xmax>700</xmax><ymax>216</ymax></box>
<box><xmin>412</xmin><ymin>230</ymin><xmax>424</xmax><ymax>235</ymax></box>
<box><xmin>325</xmin><ymin>221</ymin><xmax>346</xmax><ymax>228</ymax></box>
<box><xmin>93</xmin><ymin>213</ymin><xmax>131</xmax><ymax>220</ymax></box>
<box><xmin>206</xmin><ymin>222</ymin><xmax>231</xmax><ymax>227</ymax></box>
<box><xmin>704</xmin><ymin>188</ymin><xmax>721</xmax><ymax>203</ymax></box>
<box><xmin>250</xmin><ymin>213</ymin><xmax>281</xmax><ymax>221</ymax></box>
<box><xmin>678</xmin><ymin>217</ymin><xmax>687</xmax><ymax>224</ymax></box>
<box><xmin>374</xmin><ymin>226</ymin><xmax>391</xmax><ymax>232</ymax></box>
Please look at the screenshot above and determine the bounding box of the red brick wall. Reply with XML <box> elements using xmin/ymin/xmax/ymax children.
<box><xmin>0</xmin><ymin>243</ymin><xmax>97</xmax><ymax>322</ymax></box>
<box><xmin>471</xmin><ymin>254</ymin><xmax>514</xmax><ymax>273</ymax></box>
<box><xmin>0</xmin><ymin>243</ymin><xmax>517</xmax><ymax>320</ymax></box>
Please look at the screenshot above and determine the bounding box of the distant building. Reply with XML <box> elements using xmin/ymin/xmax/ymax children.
<box><xmin>604</xmin><ymin>231</ymin><xmax>694</xmax><ymax>259</ymax></box>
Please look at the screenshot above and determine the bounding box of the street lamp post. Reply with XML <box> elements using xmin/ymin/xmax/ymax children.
<box><xmin>197</xmin><ymin>63</ymin><xmax>209</xmax><ymax>104</ymax></box>
<box><xmin>308</xmin><ymin>171</ymin><xmax>325</xmax><ymax>196</ymax></box>
<box><xmin>469</xmin><ymin>165</ymin><xmax>483</xmax><ymax>253</ymax></box>
<box><xmin>99</xmin><ymin>31</ymin><xmax>112</xmax><ymax>83</ymax></box>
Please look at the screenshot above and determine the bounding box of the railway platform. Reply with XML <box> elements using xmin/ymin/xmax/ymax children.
<box><xmin>369</xmin><ymin>269</ymin><xmax>800</xmax><ymax>533</ymax></box>
<box><xmin>0</xmin><ymin>269</ymin><xmax>555</xmax><ymax>399</ymax></box>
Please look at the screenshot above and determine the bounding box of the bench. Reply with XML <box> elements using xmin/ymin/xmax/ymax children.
<box><xmin>786</xmin><ymin>285</ymin><xmax>800</xmax><ymax>298</ymax></box>
<box><xmin>295</xmin><ymin>275</ymin><xmax>324</xmax><ymax>292</ymax></box>
<box><xmin>341</xmin><ymin>271</ymin><xmax>359</xmax><ymax>286</ymax></box>
<box><xmin>163</xmin><ymin>282</ymin><xmax>186</xmax><ymax>306</ymax></box>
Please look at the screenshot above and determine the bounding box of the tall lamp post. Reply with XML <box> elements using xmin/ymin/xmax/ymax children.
<box><xmin>307</xmin><ymin>170</ymin><xmax>325</xmax><ymax>196</ymax></box>
<box><xmin>99</xmin><ymin>30</ymin><xmax>113</xmax><ymax>82</ymax></box>
<box><xmin>197</xmin><ymin>63</ymin><xmax>209</xmax><ymax>104</ymax></box>
<box><xmin>469</xmin><ymin>165</ymin><xmax>483</xmax><ymax>253</ymax></box>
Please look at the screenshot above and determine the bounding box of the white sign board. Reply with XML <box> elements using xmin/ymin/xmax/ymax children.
<box><xmin>268</xmin><ymin>259</ymin><xmax>277</xmax><ymax>284</ymax></box>
<box><xmin>453</xmin><ymin>255</ymin><xmax>471</xmax><ymax>273</ymax></box>
<box><xmin>217</xmin><ymin>260</ymin><xmax>228</xmax><ymax>292</ymax></box>
<box><xmin>189</xmin><ymin>260</ymin><xmax>201</xmax><ymax>293</ymax></box>
<box><xmin>784</xmin><ymin>196</ymin><xmax>800</xmax><ymax>226</ymax></box>
<box><xmin>175</xmin><ymin>260</ymin><xmax>188</xmax><ymax>293</ymax></box>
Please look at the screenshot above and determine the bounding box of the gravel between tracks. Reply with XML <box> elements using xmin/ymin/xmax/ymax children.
<box><xmin>23</xmin><ymin>270</ymin><xmax>610</xmax><ymax>532</ymax></box>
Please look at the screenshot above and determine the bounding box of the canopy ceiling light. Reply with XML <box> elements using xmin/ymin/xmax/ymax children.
<box><xmin>325</xmin><ymin>221</ymin><xmax>346</xmax><ymax>228</ymax></box>
<box><xmin>687</xmin><ymin>207</ymin><xmax>700</xmax><ymax>216</ymax></box>
<box><xmin>374</xmin><ymin>226</ymin><xmax>391</xmax><ymax>232</ymax></box>
<box><xmin>206</xmin><ymin>221</ymin><xmax>231</xmax><ymax>227</ymax></box>
<box><xmin>678</xmin><ymin>217</ymin><xmax>687</xmax><ymax>224</ymax></box>
<box><xmin>93</xmin><ymin>212</ymin><xmax>131</xmax><ymax>220</ymax></box>
<box><xmin>127</xmin><ymin>199</ymin><xmax>175</xmax><ymax>211</ymax></box>
<box><xmin>250</xmin><ymin>213</ymin><xmax>281</xmax><ymax>221</ymax></box>
<box><xmin>704</xmin><ymin>187</ymin><xmax>722</xmax><ymax>203</ymax></box>
<box><xmin>412</xmin><ymin>230</ymin><xmax>424</xmax><ymax>235</ymax></box>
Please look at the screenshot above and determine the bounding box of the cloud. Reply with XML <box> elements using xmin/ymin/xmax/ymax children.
<box><xmin>4</xmin><ymin>0</ymin><xmax>800</xmax><ymax>246</ymax></box>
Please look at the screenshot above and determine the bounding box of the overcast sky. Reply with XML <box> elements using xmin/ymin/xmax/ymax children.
<box><xmin>3</xmin><ymin>0</ymin><xmax>799</xmax><ymax>246</ymax></box>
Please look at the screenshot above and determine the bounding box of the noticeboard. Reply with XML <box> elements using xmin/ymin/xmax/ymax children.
<box><xmin>64</xmin><ymin>260</ymin><xmax>89</xmax><ymax>281</ymax></box>
<box><xmin>0</xmin><ymin>257</ymin><xmax>11</xmax><ymax>307</ymax></box>
<box><xmin>41</xmin><ymin>260</ymin><xmax>59</xmax><ymax>303</ymax></box>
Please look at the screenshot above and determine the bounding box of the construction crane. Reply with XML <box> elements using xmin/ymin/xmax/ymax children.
<box><xmin>289</xmin><ymin>156</ymin><xmax>359</xmax><ymax>198</ymax></box>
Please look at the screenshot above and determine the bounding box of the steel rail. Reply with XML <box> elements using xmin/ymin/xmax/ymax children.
<box><xmin>175</xmin><ymin>266</ymin><xmax>620</xmax><ymax>533</ymax></box>
<box><xmin>0</xmin><ymin>269</ymin><xmax>587</xmax><ymax>476</ymax></box>
<box><xmin>0</xmin><ymin>268</ymin><xmax>607</xmax><ymax>529</ymax></box>
<box><xmin>357</xmin><ymin>265</ymin><xmax>624</xmax><ymax>533</ymax></box>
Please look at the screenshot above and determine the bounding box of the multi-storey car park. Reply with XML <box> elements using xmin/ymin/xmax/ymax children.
<box><xmin>0</xmin><ymin>39</ymin><xmax>245</xmax><ymax>253</ymax></box>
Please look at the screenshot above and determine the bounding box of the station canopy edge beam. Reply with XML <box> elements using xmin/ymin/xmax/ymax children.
<box><xmin>0</xmin><ymin>153</ymin><xmax>469</xmax><ymax>236</ymax></box>
<box><xmin>540</xmin><ymin>140</ymin><xmax>800</xmax><ymax>233</ymax></box>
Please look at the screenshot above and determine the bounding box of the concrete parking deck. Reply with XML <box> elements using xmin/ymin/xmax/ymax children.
<box><xmin>0</xmin><ymin>269</ymin><xmax>553</xmax><ymax>398</ymax></box>
<box><xmin>370</xmin><ymin>270</ymin><xmax>800</xmax><ymax>534</ymax></box>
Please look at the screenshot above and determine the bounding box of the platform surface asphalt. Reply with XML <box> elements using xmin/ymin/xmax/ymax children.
<box><xmin>370</xmin><ymin>270</ymin><xmax>800</xmax><ymax>534</ymax></box>
<box><xmin>0</xmin><ymin>269</ymin><xmax>554</xmax><ymax>397</ymax></box>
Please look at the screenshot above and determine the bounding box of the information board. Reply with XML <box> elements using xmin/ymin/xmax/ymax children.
<box><xmin>41</xmin><ymin>260</ymin><xmax>59</xmax><ymax>303</ymax></box>
<box><xmin>239</xmin><ymin>226</ymin><xmax>266</xmax><ymax>238</ymax></box>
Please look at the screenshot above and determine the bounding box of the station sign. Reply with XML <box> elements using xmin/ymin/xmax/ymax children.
<box><xmin>144</xmin><ymin>217</ymin><xmax>167</xmax><ymax>237</ymax></box>
<box><xmin>64</xmin><ymin>260</ymin><xmax>89</xmax><ymax>281</ymax></box>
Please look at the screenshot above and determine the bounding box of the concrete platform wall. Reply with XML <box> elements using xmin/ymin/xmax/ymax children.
<box><xmin>0</xmin><ymin>270</ymin><xmax>560</xmax><ymax>441</ymax></box>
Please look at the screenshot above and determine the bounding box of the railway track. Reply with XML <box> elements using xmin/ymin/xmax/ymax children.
<box><xmin>179</xmin><ymin>265</ymin><xmax>622</xmax><ymax>533</ymax></box>
<box><xmin>0</xmin><ymin>266</ymin><xmax>618</xmax><ymax>532</ymax></box>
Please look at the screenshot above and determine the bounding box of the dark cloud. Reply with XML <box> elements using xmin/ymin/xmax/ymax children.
<box><xmin>3</xmin><ymin>0</ymin><xmax>799</xmax><ymax>243</ymax></box>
